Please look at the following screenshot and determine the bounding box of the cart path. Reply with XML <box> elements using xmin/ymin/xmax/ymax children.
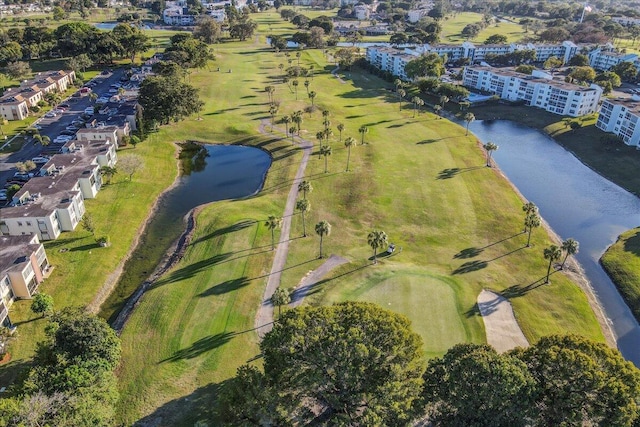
<box><xmin>477</xmin><ymin>289</ymin><xmax>529</xmax><ymax>353</ymax></box>
<box><xmin>254</xmin><ymin>119</ymin><xmax>313</xmax><ymax>337</ymax></box>
<box><xmin>290</xmin><ymin>255</ymin><xmax>350</xmax><ymax>308</ymax></box>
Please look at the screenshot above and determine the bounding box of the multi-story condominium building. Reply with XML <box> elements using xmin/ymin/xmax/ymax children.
<box><xmin>354</xmin><ymin>4</ymin><xmax>370</xmax><ymax>20</ymax></box>
<box><xmin>0</xmin><ymin>235</ymin><xmax>51</xmax><ymax>326</ymax></box>
<box><xmin>0</xmin><ymin>140</ymin><xmax>117</xmax><ymax>241</ymax></box>
<box><xmin>588</xmin><ymin>49</ymin><xmax>639</xmax><ymax>71</ymax></box>
<box><xmin>611</xmin><ymin>16</ymin><xmax>640</xmax><ymax>26</ymax></box>
<box><xmin>463</xmin><ymin>67</ymin><xmax>602</xmax><ymax>117</ymax></box>
<box><xmin>163</xmin><ymin>0</ymin><xmax>226</xmax><ymax>25</ymax></box>
<box><xmin>367</xmin><ymin>41</ymin><xmax>581</xmax><ymax>81</ymax></box>
<box><xmin>596</xmin><ymin>97</ymin><xmax>640</xmax><ymax>147</ymax></box>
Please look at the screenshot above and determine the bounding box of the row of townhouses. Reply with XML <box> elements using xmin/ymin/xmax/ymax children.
<box><xmin>0</xmin><ymin>139</ymin><xmax>118</xmax><ymax>327</ymax></box>
<box><xmin>462</xmin><ymin>67</ymin><xmax>603</xmax><ymax>117</ymax></box>
<box><xmin>0</xmin><ymin>70</ymin><xmax>76</xmax><ymax>121</ymax></box>
<box><xmin>162</xmin><ymin>0</ymin><xmax>226</xmax><ymax>25</ymax></box>
<box><xmin>366</xmin><ymin>42</ymin><xmax>640</xmax><ymax>81</ymax></box>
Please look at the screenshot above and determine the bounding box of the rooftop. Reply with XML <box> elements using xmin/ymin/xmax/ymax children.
<box><xmin>603</xmin><ymin>97</ymin><xmax>640</xmax><ymax>115</ymax></box>
<box><xmin>467</xmin><ymin>66</ymin><xmax>600</xmax><ymax>93</ymax></box>
<box><xmin>0</xmin><ymin>235</ymin><xmax>40</xmax><ymax>276</ymax></box>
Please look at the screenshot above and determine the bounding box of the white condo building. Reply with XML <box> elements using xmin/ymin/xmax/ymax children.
<box><xmin>596</xmin><ymin>97</ymin><xmax>640</xmax><ymax>147</ymax></box>
<box><xmin>462</xmin><ymin>67</ymin><xmax>602</xmax><ymax>117</ymax></box>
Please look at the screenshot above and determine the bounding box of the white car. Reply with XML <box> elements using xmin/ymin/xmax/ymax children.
<box><xmin>32</xmin><ymin>156</ymin><xmax>50</xmax><ymax>164</ymax></box>
<box><xmin>54</xmin><ymin>135</ymin><xmax>73</xmax><ymax>143</ymax></box>
<box><xmin>44</xmin><ymin>112</ymin><xmax>57</xmax><ymax>118</ymax></box>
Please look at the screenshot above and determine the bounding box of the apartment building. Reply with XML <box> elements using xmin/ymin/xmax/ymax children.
<box><xmin>463</xmin><ymin>67</ymin><xmax>602</xmax><ymax>117</ymax></box>
<box><xmin>0</xmin><ymin>235</ymin><xmax>51</xmax><ymax>326</ymax></box>
<box><xmin>0</xmin><ymin>140</ymin><xmax>117</xmax><ymax>240</ymax></box>
<box><xmin>588</xmin><ymin>49</ymin><xmax>639</xmax><ymax>71</ymax></box>
<box><xmin>596</xmin><ymin>97</ymin><xmax>640</xmax><ymax>147</ymax></box>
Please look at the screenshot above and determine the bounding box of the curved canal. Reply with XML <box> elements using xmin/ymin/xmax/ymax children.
<box><xmin>99</xmin><ymin>143</ymin><xmax>271</xmax><ymax>323</ymax></box>
<box><xmin>468</xmin><ymin>120</ymin><xmax>640</xmax><ymax>366</ymax></box>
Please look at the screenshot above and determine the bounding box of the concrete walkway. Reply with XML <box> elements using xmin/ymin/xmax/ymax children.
<box><xmin>254</xmin><ymin>120</ymin><xmax>313</xmax><ymax>337</ymax></box>
<box><xmin>477</xmin><ymin>289</ymin><xmax>529</xmax><ymax>353</ymax></box>
<box><xmin>290</xmin><ymin>255</ymin><xmax>349</xmax><ymax>308</ymax></box>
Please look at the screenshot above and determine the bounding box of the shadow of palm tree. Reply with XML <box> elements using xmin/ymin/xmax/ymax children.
<box><xmin>199</xmin><ymin>277</ymin><xmax>251</xmax><ymax>297</ymax></box>
<box><xmin>453</xmin><ymin>247</ymin><xmax>483</xmax><ymax>259</ymax></box>
<box><xmin>191</xmin><ymin>220</ymin><xmax>257</xmax><ymax>245</ymax></box>
<box><xmin>152</xmin><ymin>252</ymin><xmax>234</xmax><ymax>287</ymax></box>
<box><xmin>452</xmin><ymin>260</ymin><xmax>488</xmax><ymax>274</ymax></box>
<box><xmin>161</xmin><ymin>332</ymin><xmax>237</xmax><ymax>362</ymax></box>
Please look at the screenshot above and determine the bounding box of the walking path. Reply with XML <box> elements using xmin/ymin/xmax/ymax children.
<box><xmin>477</xmin><ymin>289</ymin><xmax>529</xmax><ymax>353</ymax></box>
<box><xmin>254</xmin><ymin>120</ymin><xmax>313</xmax><ymax>337</ymax></box>
<box><xmin>331</xmin><ymin>66</ymin><xmax>347</xmax><ymax>84</ymax></box>
<box><xmin>290</xmin><ymin>255</ymin><xmax>349</xmax><ymax>308</ymax></box>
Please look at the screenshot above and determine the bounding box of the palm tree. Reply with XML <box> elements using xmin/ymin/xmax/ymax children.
<box><xmin>394</xmin><ymin>78</ymin><xmax>403</xmax><ymax>92</ymax></box>
<box><xmin>412</xmin><ymin>96</ymin><xmax>423</xmax><ymax>117</ymax></box>
<box><xmin>296</xmin><ymin>199</ymin><xmax>310</xmax><ymax>236</ymax></box>
<box><xmin>292</xmin><ymin>79</ymin><xmax>299</xmax><ymax>99</ymax></box>
<box><xmin>367</xmin><ymin>230</ymin><xmax>388</xmax><ymax>264</ymax></box>
<box><xmin>282</xmin><ymin>115</ymin><xmax>291</xmax><ymax>136</ymax></box>
<box><xmin>320</xmin><ymin>145</ymin><xmax>332</xmax><ymax>173</ymax></box>
<box><xmin>33</xmin><ymin>134</ymin><xmax>51</xmax><ymax>146</ymax></box>
<box><xmin>323</xmin><ymin>128</ymin><xmax>333</xmax><ymax>145</ymax></box>
<box><xmin>433</xmin><ymin>104</ymin><xmax>442</xmax><ymax>118</ymax></box>
<box><xmin>543</xmin><ymin>245</ymin><xmax>562</xmax><ymax>283</ymax></box>
<box><xmin>298</xmin><ymin>180</ymin><xmax>312</xmax><ymax>200</ymax></box>
<box><xmin>269</xmin><ymin>104</ymin><xmax>278</xmax><ymax>130</ymax></box>
<box><xmin>316</xmin><ymin>131</ymin><xmax>325</xmax><ymax>154</ymax></box>
<box><xmin>560</xmin><ymin>238</ymin><xmax>579</xmax><ymax>269</ymax></box>
<box><xmin>296</xmin><ymin>51</ymin><xmax>301</xmax><ymax>66</ymax></box>
<box><xmin>304</xmin><ymin>79</ymin><xmax>310</xmax><ymax>94</ymax></box>
<box><xmin>101</xmin><ymin>165</ymin><xmax>117</xmax><ymax>184</ymax></box>
<box><xmin>271</xmin><ymin>287</ymin><xmax>291</xmax><ymax>318</ymax></box>
<box><xmin>398</xmin><ymin>88</ymin><xmax>406</xmax><ymax>111</ymax></box>
<box><xmin>289</xmin><ymin>126</ymin><xmax>297</xmax><ymax>143</ymax></box>
<box><xmin>464</xmin><ymin>112</ymin><xmax>475</xmax><ymax>136</ymax></box>
<box><xmin>308</xmin><ymin>90</ymin><xmax>316</xmax><ymax>107</ymax></box>
<box><xmin>359</xmin><ymin>125</ymin><xmax>368</xmax><ymax>144</ymax></box>
<box><xmin>523</xmin><ymin>202</ymin><xmax>538</xmax><ymax>216</ymax></box>
<box><xmin>439</xmin><ymin>95</ymin><xmax>449</xmax><ymax>108</ymax></box>
<box><xmin>344</xmin><ymin>136</ymin><xmax>356</xmax><ymax>172</ymax></box>
<box><xmin>292</xmin><ymin>111</ymin><xmax>303</xmax><ymax>135</ymax></box>
<box><xmin>265</xmin><ymin>85</ymin><xmax>275</xmax><ymax>103</ymax></box>
<box><xmin>89</xmin><ymin>92</ymin><xmax>98</xmax><ymax>103</ymax></box>
<box><xmin>265</xmin><ymin>215</ymin><xmax>282</xmax><ymax>250</ymax></box>
<box><xmin>337</xmin><ymin>123</ymin><xmax>345</xmax><ymax>141</ymax></box>
<box><xmin>315</xmin><ymin>220</ymin><xmax>331</xmax><ymax>258</ymax></box>
<box><xmin>483</xmin><ymin>142</ymin><xmax>498</xmax><ymax>167</ymax></box>
<box><xmin>524</xmin><ymin>212</ymin><xmax>541</xmax><ymax>247</ymax></box>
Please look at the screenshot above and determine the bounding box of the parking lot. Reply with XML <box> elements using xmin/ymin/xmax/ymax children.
<box><xmin>0</xmin><ymin>68</ymin><xmax>134</xmax><ymax>203</ymax></box>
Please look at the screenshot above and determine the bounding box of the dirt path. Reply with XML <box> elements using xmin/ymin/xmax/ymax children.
<box><xmin>254</xmin><ymin>120</ymin><xmax>313</xmax><ymax>337</ymax></box>
<box><xmin>331</xmin><ymin>66</ymin><xmax>347</xmax><ymax>84</ymax></box>
<box><xmin>477</xmin><ymin>289</ymin><xmax>529</xmax><ymax>353</ymax></box>
<box><xmin>290</xmin><ymin>255</ymin><xmax>349</xmax><ymax>308</ymax></box>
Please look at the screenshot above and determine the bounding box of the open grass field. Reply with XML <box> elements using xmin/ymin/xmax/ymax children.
<box><xmin>115</xmin><ymin>11</ymin><xmax>603</xmax><ymax>425</ymax></box>
<box><xmin>601</xmin><ymin>228</ymin><xmax>640</xmax><ymax>323</ymax></box>
<box><xmin>440</xmin><ymin>12</ymin><xmax>526</xmax><ymax>43</ymax></box>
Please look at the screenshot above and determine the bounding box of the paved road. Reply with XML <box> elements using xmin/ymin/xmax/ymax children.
<box><xmin>0</xmin><ymin>68</ymin><xmax>126</xmax><ymax>195</ymax></box>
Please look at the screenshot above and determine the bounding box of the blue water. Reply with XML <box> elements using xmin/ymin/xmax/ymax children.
<box><xmin>469</xmin><ymin>120</ymin><xmax>640</xmax><ymax>365</ymax></box>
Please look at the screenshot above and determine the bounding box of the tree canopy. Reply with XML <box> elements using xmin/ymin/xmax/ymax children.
<box><xmin>139</xmin><ymin>76</ymin><xmax>203</xmax><ymax>125</ymax></box>
<box><xmin>220</xmin><ymin>302</ymin><xmax>425</xmax><ymax>425</ymax></box>
<box><xmin>405</xmin><ymin>52</ymin><xmax>445</xmax><ymax>79</ymax></box>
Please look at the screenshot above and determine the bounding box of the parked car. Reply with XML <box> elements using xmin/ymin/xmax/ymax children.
<box><xmin>84</xmin><ymin>107</ymin><xmax>95</xmax><ymax>115</ymax></box>
<box><xmin>0</xmin><ymin>190</ymin><xmax>8</xmax><ymax>202</ymax></box>
<box><xmin>60</xmin><ymin>130</ymin><xmax>76</xmax><ymax>136</ymax></box>
<box><xmin>54</xmin><ymin>135</ymin><xmax>73</xmax><ymax>143</ymax></box>
<box><xmin>32</xmin><ymin>156</ymin><xmax>50</xmax><ymax>164</ymax></box>
<box><xmin>66</xmin><ymin>125</ymin><xmax>80</xmax><ymax>131</ymax></box>
<box><xmin>59</xmin><ymin>103</ymin><xmax>70</xmax><ymax>109</ymax></box>
<box><xmin>44</xmin><ymin>112</ymin><xmax>57</xmax><ymax>118</ymax></box>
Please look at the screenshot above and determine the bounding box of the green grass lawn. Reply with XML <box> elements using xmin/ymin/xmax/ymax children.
<box><xmin>441</xmin><ymin>12</ymin><xmax>526</xmax><ymax>43</ymax></box>
<box><xmin>601</xmin><ymin>228</ymin><xmax>640</xmax><ymax>323</ymax></box>
<box><xmin>115</xmin><ymin>11</ymin><xmax>603</xmax><ymax>424</ymax></box>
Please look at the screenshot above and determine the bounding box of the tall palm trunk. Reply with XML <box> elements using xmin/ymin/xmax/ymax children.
<box><xmin>546</xmin><ymin>258</ymin><xmax>554</xmax><ymax>283</ymax></box>
<box><xmin>373</xmin><ymin>247</ymin><xmax>377</xmax><ymax>264</ymax></box>
<box><xmin>302</xmin><ymin>212</ymin><xmax>306</xmax><ymax>237</ymax></box>
<box><xmin>527</xmin><ymin>228</ymin><xmax>533</xmax><ymax>247</ymax></box>
<box><xmin>319</xmin><ymin>235</ymin><xmax>324</xmax><ymax>258</ymax></box>
<box><xmin>346</xmin><ymin>146</ymin><xmax>351</xmax><ymax>172</ymax></box>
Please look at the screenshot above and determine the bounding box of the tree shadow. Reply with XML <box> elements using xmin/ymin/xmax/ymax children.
<box><xmin>387</xmin><ymin>123</ymin><xmax>407</xmax><ymax>129</ymax></box>
<box><xmin>133</xmin><ymin>382</ymin><xmax>224</xmax><ymax>426</ymax></box>
<box><xmin>623</xmin><ymin>230</ymin><xmax>640</xmax><ymax>256</ymax></box>
<box><xmin>240</xmin><ymin>95</ymin><xmax>257</xmax><ymax>99</ymax></box>
<box><xmin>480</xmin><ymin>232</ymin><xmax>524</xmax><ymax>250</ymax></box>
<box><xmin>206</xmin><ymin>107</ymin><xmax>240</xmax><ymax>116</ymax></box>
<box><xmin>292</xmin><ymin>262</ymin><xmax>370</xmax><ymax>302</ymax></box>
<box><xmin>152</xmin><ymin>252</ymin><xmax>234</xmax><ymax>287</ymax></box>
<box><xmin>437</xmin><ymin>165</ymin><xmax>484</xmax><ymax>179</ymax></box>
<box><xmin>452</xmin><ymin>260</ymin><xmax>488</xmax><ymax>274</ymax></box>
<box><xmin>500</xmin><ymin>279</ymin><xmax>546</xmax><ymax>300</ymax></box>
<box><xmin>453</xmin><ymin>247</ymin><xmax>483</xmax><ymax>259</ymax></box>
<box><xmin>416</xmin><ymin>138</ymin><xmax>441</xmax><ymax>144</ymax></box>
<box><xmin>43</xmin><ymin>236</ymin><xmax>85</xmax><ymax>249</ymax></box>
<box><xmin>68</xmin><ymin>242</ymin><xmax>101</xmax><ymax>252</ymax></box>
<box><xmin>162</xmin><ymin>332</ymin><xmax>237</xmax><ymax>363</ymax></box>
<box><xmin>199</xmin><ymin>277</ymin><xmax>251</xmax><ymax>297</ymax></box>
<box><xmin>191</xmin><ymin>219</ymin><xmax>257</xmax><ymax>245</ymax></box>
<box><xmin>0</xmin><ymin>359</ymin><xmax>32</xmax><ymax>394</ymax></box>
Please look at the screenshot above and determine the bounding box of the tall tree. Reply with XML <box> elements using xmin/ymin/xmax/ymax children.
<box><xmin>543</xmin><ymin>245</ymin><xmax>562</xmax><ymax>283</ymax></box>
<box><xmin>193</xmin><ymin>16</ymin><xmax>222</xmax><ymax>44</ymax></box>
<box><xmin>367</xmin><ymin>230</ymin><xmax>388</xmax><ymax>264</ymax></box>
<box><xmin>265</xmin><ymin>215</ymin><xmax>282</xmax><ymax>250</ymax></box>
<box><xmin>31</xmin><ymin>293</ymin><xmax>54</xmax><ymax>318</ymax></box>
<box><xmin>315</xmin><ymin>220</ymin><xmax>331</xmax><ymax>258</ymax></box>
<box><xmin>524</xmin><ymin>213</ymin><xmax>541</xmax><ymax>247</ymax></box>
<box><xmin>412</xmin><ymin>96</ymin><xmax>424</xmax><ymax>117</ymax></box>
<box><xmin>271</xmin><ymin>287</ymin><xmax>291</xmax><ymax>318</ymax></box>
<box><xmin>483</xmin><ymin>142</ymin><xmax>498</xmax><ymax>167</ymax></box>
<box><xmin>344</xmin><ymin>136</ymin><xmax>356</xmax><ymax>172</ymax></box>
<box><xmin>308</xmin><ymin>90</ymin><xmax>316</xmax><ymax>107</ymax></box>
<box><xmin>423</xmin><ymin>343</ymin><xmax>535</xmax><ymax>427</ymax></box>
<box><xmin>320</xmin><ymin>145</ymin><xmax>332</xmax><ymax>173</ymax></box>
<box><xmin>405</xmin><ymin>52</ymin><xmax>445</xmax><ymax>79</ymax></box>
<box><xmin>297</xmin><ymin>180</ymin><xmax>312</xmax><ymax>200</ymax></box>
<box><xmin>464</xmin><ymin>112</ymin><xmax>475</xmax><ymax>136</ymax></box>
<box><xmin>295</xmin><ymin>199</ymin><xmax>310</xmax><ymax>237</ymax></box>
<box><xmin>560</xmin><ymin>238</ymin><xmax>579</xmax><ymax>269</ymax></box>
<box><xmin>398</xmin><ymin>88</ymin><xmax>406</xmax><ymax>111</ymax></box>
<box><xmin>337</xmin><ymin>123</ymin><xmax>344</xmax><ymax>141</ymax></box>
<box><xmin>358</xmin><ymin>125</ymin><xmax>368</xmax><ymax>144</ymax></box>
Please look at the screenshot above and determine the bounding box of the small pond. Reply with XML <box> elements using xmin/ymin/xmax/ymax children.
<box><xmin>468</xmin><ymin>119</ymin><xmax>640</xmax><ymax>366</ymax></box>
<box><xmin>99</xmin><ymin>143</ymin><xmax>271</xmax><ymax>323</ymax></box>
